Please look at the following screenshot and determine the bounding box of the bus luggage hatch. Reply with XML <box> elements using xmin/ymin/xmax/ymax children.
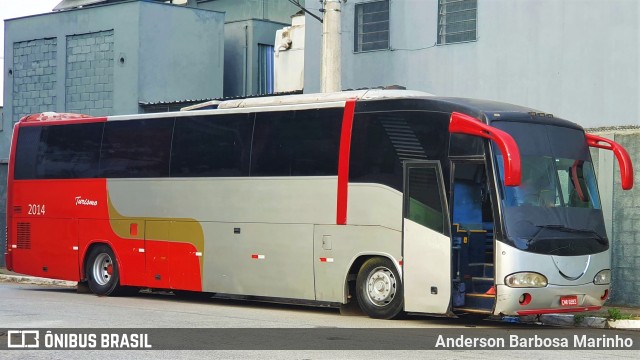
<box><xmin>402</xmin><ymin>161</ymin><xmax>452</xmax><ymax>314</ymax></box>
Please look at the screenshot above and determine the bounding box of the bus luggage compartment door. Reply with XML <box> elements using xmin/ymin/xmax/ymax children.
<box><xmin>402</xmin><ymin>161</ymin><xmax>452</xmax><ymax>314</ymax></box>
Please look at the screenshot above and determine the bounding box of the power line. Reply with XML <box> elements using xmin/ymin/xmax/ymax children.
<box><xmin>286</xmin><ymin>0</ymin><xmax>323</xmax><ymax>23</ymax></box>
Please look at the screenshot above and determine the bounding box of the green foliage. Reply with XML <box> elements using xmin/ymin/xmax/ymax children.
<box><xmin>607</xmin><ymin>308</ymin><xmax>633</xmax><ymax>321</ymax></box>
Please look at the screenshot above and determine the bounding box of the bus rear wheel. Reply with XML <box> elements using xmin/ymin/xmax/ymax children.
<box><xmin>356</xmin><ymin>257</ymin><xmax>404</xmax><ymax>319</ymax></box>
<box><xmin>86</xmin><ymin>244</ymin><xmax>128</xmax><ymax>296</ymax></box>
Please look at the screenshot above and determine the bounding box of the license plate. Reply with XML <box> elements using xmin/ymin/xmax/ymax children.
<box><xmin>560</xmin><ymin>295</ymin><xmax>578</xmax><ymax>306</ymax></box>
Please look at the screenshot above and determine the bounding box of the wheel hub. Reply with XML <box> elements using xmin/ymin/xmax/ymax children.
<box><xmin>366</xmin><ymin>267</ymin><xmax>397</xmax><ymax>307</ymax></box>
<box><xmin>92</xmin><ymin>253</ymin><xmax>113</xmax><ymax>286</ymax></box>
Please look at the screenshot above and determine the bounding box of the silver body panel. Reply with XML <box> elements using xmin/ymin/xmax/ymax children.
<box><xmin>494</xmin><ymin>241</ymin><xmax>610</xmax><ymax>315</ymax></box>
<box><xmin>107</xmin><ymin>178</ymin><xmax>404</xmax><ymax>303</ymax></box>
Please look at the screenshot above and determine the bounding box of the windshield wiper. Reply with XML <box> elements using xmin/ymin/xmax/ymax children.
<box><xmin>531</xmin><ymin>224</ymin><xmax>607</xmax><ymax>246</ymax></box>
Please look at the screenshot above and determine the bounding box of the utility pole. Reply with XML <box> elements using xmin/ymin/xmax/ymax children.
<box><xmin>321</xmin><ymin>0</ymin><xmax>342</xmax><ymax>93</ymax></box>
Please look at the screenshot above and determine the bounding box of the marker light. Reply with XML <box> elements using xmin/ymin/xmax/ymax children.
<box><xmin>505</xmin><ymin>272</ymin><xmax>548</xmax><ymax>288</ymax></box>
<box><xmin>593</xmin><ymin>270</ymin><xmax>611</xmax><ymax>285</ymax></box>
<box><xmin>518</xmin><ymin>293</ymin><xmax>532</xmax><ymax>305</ymax></box>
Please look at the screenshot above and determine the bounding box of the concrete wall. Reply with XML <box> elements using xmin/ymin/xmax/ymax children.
<box><xmin>304</xmin><ymin>0</ymin><xmax>639</xmax><ymax>128</ymax></box>
<box><xmin>65</xmin><ymin>30</ymin><xmax>115</xmax><ymax>116</ymax></box>
<box><xmin>590</xmin><ymin>130</ymin><xmax>640</xmax><ymax>306</ymax></box>
<box><xmin>10</xmin><ymin>38</ymin><xmax>58</xmax><ymax>122</ymax></box>
<box><xmin>197</xmin><ymin>0</ymin><xmax>301</xmax><ymax>23</ymax></box>
<box><xmin>223</xmin><ymin>19</ymin><xmax>286</xmax><ymax>97</ymax></box>
<box><xmin>138</xmin><ymin>3</ymin><xmax>224</xmax><ymax>102</ymax></box>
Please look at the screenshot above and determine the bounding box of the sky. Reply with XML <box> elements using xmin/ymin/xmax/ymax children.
<box><xmin>1</xmin><ymin>0</ymin><xmax>61</xmax><ymax>106</ymax></box>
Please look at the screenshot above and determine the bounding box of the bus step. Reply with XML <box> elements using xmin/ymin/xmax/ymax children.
<box><xmin>463</xmin><ymin>293</ymin><xmax>495</xmax><ymax>310</ymax></box>
<box><xmin>452</xmin><ymin>307</ymin><xmax>492</xmax><ymax>315</ymax></box>
<box><xmin>470</xmin><ymin>277</ymin><xmax>494</xmax><ymax>293</ymax></box>
<box><xmin>468</xmin><ymin>263</ymin><xmax>494</xmax><ymax>277</ymax></box>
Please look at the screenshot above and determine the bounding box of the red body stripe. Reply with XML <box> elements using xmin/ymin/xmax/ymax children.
<box><xmin>251</xmin><ymin>254</ymin><xmax>259</xmax><ymax>259</ymax></box>
<box><xmin>336</xmin><ymin>99</ymin><xmax>357</xmax><ymax>225</ymax></box>
<box><xmin>19</xmin><ymin>117</ymin><xmax>108</xmax><ymax>127</ymax></box>
<box><xmin>449</xmin><ymin>112</ymin><xmax>522</xmax><ymax>186</ymax></box>
<box><xmin>4</xmin><ymin>124</ymin><xmax>20</xmax><ymax>270</ymax></box>
<box><xmin>586</xmin><ymin>133</ymin><xmax>634</xmax><ymax>190</ymax></box>
<box><xmin>516</xmin><ymin>306</ymin><xmax>601</xmax><ymax>315</ymax></box>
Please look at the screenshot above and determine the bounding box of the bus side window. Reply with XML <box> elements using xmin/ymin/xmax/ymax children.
<box><xmin>170</xmin><ymin>114</ymin><xmax>252</xmax><ymax>177</ymax></box>
<box><xmin>15</xmin><ymin>123</ymin><xmax>104</xmax><ymax>180</ymax></box>
<box><xmin>250</xmin><ymin>109</ymin><xmax>342</xmax><ymax>176</ymax></box>
<box><xmin>37</xmin><ymin>123</ymin><xmax>103</xmax><ymax>179</ymax></box>
<box><xmin>100</xmin><ymin>119</ymin><xmax>174</xmax><ymax>178</ymax></box>
<box><xmin>14</xmin><ymin>126</ymin><xmax>42</xmax><ymax>180</ymax></box>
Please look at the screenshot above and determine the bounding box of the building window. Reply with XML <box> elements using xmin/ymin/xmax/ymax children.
<box><xmin>354</xmin><ymin>0</ymin><xmax>389</xmax><ymax>52</ymax></box>
<box><xmin>438</xmin><ymin>0</ymin><xmax>477</xmax><ymax>45</ymax></box>
<box><xmin>258</xmin><ymin>44</ymin><xmax>274</xmax><ymax>94</ymax></box>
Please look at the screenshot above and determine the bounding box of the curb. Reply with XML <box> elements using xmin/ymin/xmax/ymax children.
<box><xmin>520</xmin><ymin>313</ymin><xmax>640</xmax><ymax>331</ymax></box>
<box><xmin>0</xmin><ymin>274</ymin><xmax>76</xmax><ymax>287</ymax></box>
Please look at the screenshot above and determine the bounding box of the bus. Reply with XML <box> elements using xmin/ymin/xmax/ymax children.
<box><xmin>4</xmin><ymin>89</ymin><xmax>633</xmax><ymax>319</ymax></box>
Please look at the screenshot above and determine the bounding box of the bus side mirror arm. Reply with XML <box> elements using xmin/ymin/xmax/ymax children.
<box><xmin>586</xmin><ymin>133</ymin><xmax>634</xmax><ymax>190</ymax></box>
<box><xmin>449</xmin><ymin>112</ymin><xmax>522</xmax><ymax>186</ymax></box>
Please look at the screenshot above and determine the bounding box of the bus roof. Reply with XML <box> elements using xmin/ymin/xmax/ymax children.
<box><xmin>17</xmin><ymin>89</ymin><xmax>583</xmax><ymax>130</ymax></box>
<box><xmin>216</xmin><ymin>89</ymin><xmax>434</xmax><ymax>109</ymax></box>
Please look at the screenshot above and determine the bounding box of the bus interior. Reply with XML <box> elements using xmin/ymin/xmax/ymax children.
<box><xmin>450</xmin><ymin>162</ymin><xmax>496</xmax><ymax>314</ymax></box>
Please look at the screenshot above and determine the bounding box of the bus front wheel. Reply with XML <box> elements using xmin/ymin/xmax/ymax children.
<box><xmin>356</xmin><ymin>257</ymin><xmax>404</xmax><ymax>319</ymax></box>
<box><xmin>86</xmin><ymin>244</ymin><xmax>125</xmax><ymax>296</ymax></box>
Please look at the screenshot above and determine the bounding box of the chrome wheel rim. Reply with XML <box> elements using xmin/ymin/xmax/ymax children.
<box><xmin>92</xmin><ymin>253</ymin><xmax>113</xmax><ymax>286</ymax></box>
<box><xmin>366</xmin><ymin>266</ymin><xmax>397</xmax><ymax>307</ymax></box>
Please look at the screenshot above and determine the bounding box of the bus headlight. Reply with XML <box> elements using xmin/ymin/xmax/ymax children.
<box><xmin>593</xmin><ymin>270</ymin><xmax>611</xmax><ymax>285</ymax></box>
<box><xmin>505</xmin><ymin>272</ymin><xmax>548</xmax><ymax>288</ymax></box>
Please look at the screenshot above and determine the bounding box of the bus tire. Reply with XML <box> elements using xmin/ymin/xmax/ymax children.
<box><xmin>356</xmin><ymin>257</ymin><xmax>404</xmax><ymax>319</ymax></box>
<box><xmin>86</xmin><ymin>244</ymin><xmax>125</xmax><ymax>296</ymax></box>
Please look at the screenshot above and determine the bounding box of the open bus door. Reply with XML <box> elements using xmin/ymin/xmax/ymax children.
<box><xmin>402</xmin><ymin>161</ymin><xmax>452</xmax><ymax>314</ymax></box>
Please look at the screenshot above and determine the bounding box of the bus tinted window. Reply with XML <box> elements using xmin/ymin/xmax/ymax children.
<box><xmin>406</xmin><ymin>166</ymin><xmax>445</xmax><ymax>233</ymax></box>
<box><xmin>14</xmin><ymin>123</ymin><xmax>103</xmax><ymax>180</ymax></box>
<box><xmin>171</xmin><ymin>114</ymin><xmax>252</xmax><ymax>177</ymax></box>
<box><xmin>449</xmin><ymin>133</ymin><xmax>484</xmax><ymax>156</ymax></box>
<box><xmin>350</xmin><ymin>111</ymin><xmax>449</xmax><ymax>191</ymax></box>
<box><xmin>100</xmin><ymin>119</ymin><xmax>174</xmax><ymax>178</ymax></box>
<box><xmin>37</xmin><ymin>123</ymin><xmax>104</xmax><ymax>179</ymax></box>
<box><xmin>14</xmin><ymin>126</ymin><xmax>42</xmax><ymax>180</ymax></box>
<box><xmin>251</xmin><ymin>109</ymin><xmax>342</xmax><ymax>176</ymax></box>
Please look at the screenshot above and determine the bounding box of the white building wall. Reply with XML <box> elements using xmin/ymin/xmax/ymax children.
<box><xmin>305</xmin><ymin>0</ymin><xmax>640</xmax><ymax>128</ymax></box>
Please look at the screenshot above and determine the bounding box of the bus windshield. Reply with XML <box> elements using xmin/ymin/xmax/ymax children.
<box><xmin>492</xmin><ymin>121</ymin><xmax>608</xmax><ymax>256</ymax></box>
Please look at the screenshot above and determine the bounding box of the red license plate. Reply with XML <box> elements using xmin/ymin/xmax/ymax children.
<box><xmin>560</xmin><ymin>295</ymin><xmax>578</xmax><ymax>306</ymax></box>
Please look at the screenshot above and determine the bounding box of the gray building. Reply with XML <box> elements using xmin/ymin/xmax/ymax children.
<box><xmin>196</xmin><ymin>0</ymin><xmax>302</xmax><ymax>97</ymax></box>
<box><xmin>301</xmin><ymin>0</ymin><xmax>640</xmax><ymax>306</ymax></box>
<box><xmin>1</xmin><ymin>1</ymin><xmax>225</xmax><ymax>152</ymax></box>
<box><xmin>0</xmin><ymin>0</ymin><xmax>302</xmax><ymax>266</ymax></box>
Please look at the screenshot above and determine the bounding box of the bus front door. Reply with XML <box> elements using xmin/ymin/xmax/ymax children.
<box><xmin>402</xmin><ymin>161</ymin><xmax>452</xmax><ymax>314</ymax></box>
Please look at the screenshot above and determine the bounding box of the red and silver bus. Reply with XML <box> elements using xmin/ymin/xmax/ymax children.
<box><xmin>4</xmin><ymin>90</ymin><xmax>633</xmax><ymax>319</ymax></box>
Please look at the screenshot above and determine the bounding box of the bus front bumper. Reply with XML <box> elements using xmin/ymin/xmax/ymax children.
<box><xmin>494</xmin><ymin>283</ymin><xmax>609</xmax><ymax>316</ymax></box>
